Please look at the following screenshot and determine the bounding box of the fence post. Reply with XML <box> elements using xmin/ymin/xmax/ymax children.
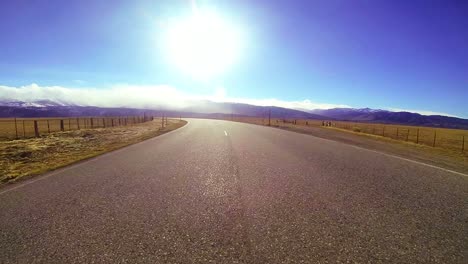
<box><xmin>60</xmin><ymin>120</ymin><xmax>64</xmax><ymax>131</ymax></box>
<box><xmin>77</xmin><ymin>118</ymin><xmax>80</xmax><ymax>130</ymax></box>
<box><xmin>23</xmin><ymin>120</ymin><xmax>26</xmax><ymax>137</ymax></box>
<box><xmin>396</xmin><ymin>128</ymin><xmax>399</xmax><ymax>139</ymax></box>
<box><xmin>416</xmin><ymin>128</ymin><xmax>419</xmax><ymax>144</ymax></box>
<box><xmin>382</xmin><ymin>126</ymin><xmax>385</xmax><ymax>137</ymax></box>
<box><xmin>406</xmin><ymin>129</ymin><xmax>409</xmax><ymax>141</ymax></box>
<box><xmin>14</xmin><ymin>118</ymin><xmax>18</xmax><ymax>139</ymax></box>
<box><xmin>433</xmin><ymin>130</ymin><xmax>437</xmax><ymax>147</ymax></box>
<box><xmin>111</xmin><ymin>119</ymin><xmax>114</xmax><ymax>127</ymax></box>
<box><xmin>47</xmin><ymin>120</ymin><xmax>50</xmax><ymax>133</ymax></box>
<box><xmin>34</xmin><ymin>120</ymin><xmax>40</xmax><ymax>137</ymax></box>
<box><xmin>91</xmin><ymin>118</ymin><xmax>94</xmax><ymax>128</ymax></box>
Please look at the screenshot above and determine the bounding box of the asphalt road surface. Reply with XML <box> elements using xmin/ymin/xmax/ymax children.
<box><xmin>1</xmin><ymin>119</ymin><xmax>467</xmax><ymax>263</ymax></box>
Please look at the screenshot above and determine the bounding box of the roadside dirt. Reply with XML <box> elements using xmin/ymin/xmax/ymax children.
<box><xmin>0</xmin><ymin>119</ymin><xmax>187</xmax><ymax>183</ymax></box>
<box><xmin>275</xmin><ymin>124</ymin><xmax>468</xmax><ymax>175</ymax></box>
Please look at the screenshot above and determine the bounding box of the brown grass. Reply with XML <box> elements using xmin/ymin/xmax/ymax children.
<box><xmin>224</xmin><ymin>116</ymin><xmax>468</xmax><ymax>173</ymax></box>
<box><xmin>0</xmin><ymin>116</ymin><xmax>149</xmax><ymax>139</ymax></box>
<box><xmin>0</xmin><ymin>118</ymin><xmax>186</xmax><ymax>183</ymax></box>
<box><xmin>228</xmin><ymin>117</ymin><xmax>468</xmax><ymax>151</ymax></box>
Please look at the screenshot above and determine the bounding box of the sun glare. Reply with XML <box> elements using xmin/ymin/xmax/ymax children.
<box><xmin>164</xmin><ymin>11</ymin><xmax>242</xmax><ymax>79</ymax></box>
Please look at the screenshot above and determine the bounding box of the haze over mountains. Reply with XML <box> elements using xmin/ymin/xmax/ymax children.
<box><xmin>1</xmin><ymin>99</ymin><xmax>467</xmax><ymax>129</ymax></box>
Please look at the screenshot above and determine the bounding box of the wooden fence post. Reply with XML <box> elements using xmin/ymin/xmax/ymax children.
<box><xmin>14</xmin><ymin>118</ymin><xmax>18</xmax><ymax>139</ymax></box>
<box><xmin>23</xmin><ymin>120</ymin><xmax>26</xmax><ymax>137</ymax></box>
<box><xmin>47</xmin><ymin>120</ymin><xmax>50</xmax><ymax>133</ymax></box>
<box><xmin>77</xmin><ymin>118</ymin><xmax>80</xmax><ymax>130</ymax></box>
<box><xmin>111</xmin><ymin>119</ymin><xmax>114</xmax><ymax>127</ymax></box>
<box><xmin>396</xmin><ymin>128</ymin><xmax>399</xmax><ymax>139</ymax></box>
<box><xmin>406</xmin><ymin>129</ymin><xmax>409</xmax><ymax>141</ymax></box>
<box><xmin>416</xmin><ymin>128</ymin><xmax>419</xmax><ymax>144</ymax></box>
<box><xmin>382</xmin><ymin>126</ymin><xmax>385</xmax><ymax>137</ymax></box>
<box><xmin>433</xmin><ymin>130</ymin><xmax>437</xmax><ymax>147</ymax></box>
<box><xmin>60</xmin><ymin>120</ymin><xmax>64</xmax><ymax>131</ymax></box>
<box><xmin>91</xmin><ymin>118</ymin><xmax>94</xmax><ymax>128</ymax></box>
<box><xmin>68</xmin><ymin>119</ymin><xmax>71</xmax><ymax>130</ymax></box>
<box><xmin>34</xmin><ymin>120</ymin><xmax>40</xmax><ymax>137</ymax></box>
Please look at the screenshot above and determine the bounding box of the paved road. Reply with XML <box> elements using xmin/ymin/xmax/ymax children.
<box><xmin>0</xmin><ymin>119</ymin><xmax>467</xmax><ymax>263</ymax></box>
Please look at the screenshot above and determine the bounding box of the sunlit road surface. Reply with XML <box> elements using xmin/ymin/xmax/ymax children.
<box><xmin>0</xmin><ymin>119</ymin><xmax>466</xmax><ymax>263</ymax></box>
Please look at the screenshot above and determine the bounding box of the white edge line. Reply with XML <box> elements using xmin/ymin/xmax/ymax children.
<box><xmin>0</xmin><ymin>119</ymin><xmax>190</xmax><ymax>196</ymax></box>
<box><xmin>350</xmin><ymin>145</ymin><xmax>468</xmax><ymax>177</ymax></box>
<box><xmin>231</xmin><ymin>122</ymin><xmax>468</xmax><ymax>178</ymax></box>
<box><xmin>283</xmin><ymin>126</ymin><xmax>468</xmax><ymax>178</ymax></box>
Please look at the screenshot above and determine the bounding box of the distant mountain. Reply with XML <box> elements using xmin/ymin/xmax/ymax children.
<box><xmin>310</xmin><ymin>108</ymin><xmax>468</xmax><ymax>129</ymax></box>
<box><xmin>1</xmin><ymin>100</ymin><xmax>466</xmax><ymax>129</ymax></box>
<box><xmin>180</xmin><ymin>101</ymin><xmax>326</xmax><ymax>119</ymax></box>
<box><xmin>0</xmin><ymin>100</ymin><xmax>326</xmax><ymax>120</ymax></box>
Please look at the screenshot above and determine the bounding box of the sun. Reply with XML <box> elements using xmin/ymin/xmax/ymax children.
<box><xmin>164</xmin><ymin>10</ymin><xmax>242</xmax><ymax>79</ymax></box>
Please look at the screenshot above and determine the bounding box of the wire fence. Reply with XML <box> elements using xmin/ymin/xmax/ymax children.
<box><xmin>324</xmin><ymin>120</ymin><xmax>467</xmax><ymax>152</ymax></box>
<box><xmin>0</xmin><ymin>116</ymin><xmax>154</xmax><ymax>140</ymax></box>
<box><xmin>229</xmin><ymin>116</ymin><xmax>467</xmax><ymax>152</ymax></box>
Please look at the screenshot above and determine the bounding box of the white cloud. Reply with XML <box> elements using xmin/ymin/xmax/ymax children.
<box><xmin>0</xmin><ymin>83</ymin><xmax>459</xmax><ymax>117</ymax></box>
<box><xmin>214</xmin><ymin>97</ymin><xmax>350</xmax><ymax>110</ymax></box>
<box><xmin>0</xmin><ymin>83</ymin><xmax>201</xmax><ymax>109</ymax></box>
<box><xmin>0</xmin><ymin>83</ymin><xmax>347</xmax><ymax>111</ymax></box>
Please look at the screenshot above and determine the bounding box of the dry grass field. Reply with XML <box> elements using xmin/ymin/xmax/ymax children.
<box><xmin>225</xmin><ymin>116</ymin><xmax>468</xmax><ymax>174</ymax></box>
<box><xmin>228</xmin><ymin>117</ymin><xmax>468</xmax><ymax>152</ymax></box>
<box><xmin>330</xmin><ymin>121</ymin><xmax>468</xmax><ymax>151</ymax></box>
<box><xmin>0</xmin><ymin>116</ymin><xmax>151</xmax><ymax>140</ymax></box>
<box><xmin>0</xmin><ymin>118</ymin><xmax>186</xmax><ymax>183</ymax></box>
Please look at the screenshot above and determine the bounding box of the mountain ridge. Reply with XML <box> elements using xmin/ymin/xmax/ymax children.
<box><xmin>0</xmin><ymin>100</ymin><xmax>467</xmax><ymax>129</ymax></box>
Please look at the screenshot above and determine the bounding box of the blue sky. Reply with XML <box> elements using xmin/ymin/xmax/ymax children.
<box><xmin>0</xmin><ymin>0</ymin><xmax>467</xmax><ymax>117</ymax></box>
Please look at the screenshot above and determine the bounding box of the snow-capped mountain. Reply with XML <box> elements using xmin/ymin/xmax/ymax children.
<box><xmin>0</xmin><ymin>99</ymin><xmax>72</xmax><ymax>108</ymax></box>
<box><xmin>0</xmin><ymin>100</ymin><xmax>467</xmax><ymax>129</ymax></box>
<box><xmin>309</xmin><ymin>107</ymin><xmax>468</xmax><ymax>129</ymax></box>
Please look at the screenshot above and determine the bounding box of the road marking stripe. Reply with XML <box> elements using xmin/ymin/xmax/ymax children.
<box><xmin>349</xmin><ymin>145</ymin><xmax>468</xmax><ymax>177</ymax></box>
<box><xmin>254</xmin><ymin>124</ymin><xmax>468</xmax><ymax>178</ymax></box>
<box><xmin>293</xmin><ymin>129</ymin><xmax>468</xmax><ymax>177</ymax></box>
<box><xmin>224</xmin><ymin>130</ymin><xmax>228</xmax><ymax>136</ymax></box>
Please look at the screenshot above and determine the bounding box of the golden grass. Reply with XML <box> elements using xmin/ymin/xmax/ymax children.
<box><xmin>228</xmin><ymin>117</ymin><xmax>468</xmax><ymax>152</ymax></box>
<box><xmin>225</xmin><ymin>116</ymin><xmax>468</xmax><ymax>173</ymax></box>
<box><xmin>0</xmin><ymin>116</ymin><xmax>150</xmax><ymax>139</ymax></box>
<box><xmin>0</xmin><ymin>118</ymin><xmax>186</xmax><ymax>183</ymax></box>
<box><xmin>329</xmin><ymin>121</ymin><xmax>468</xmax><ymax>150</ymax></box>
